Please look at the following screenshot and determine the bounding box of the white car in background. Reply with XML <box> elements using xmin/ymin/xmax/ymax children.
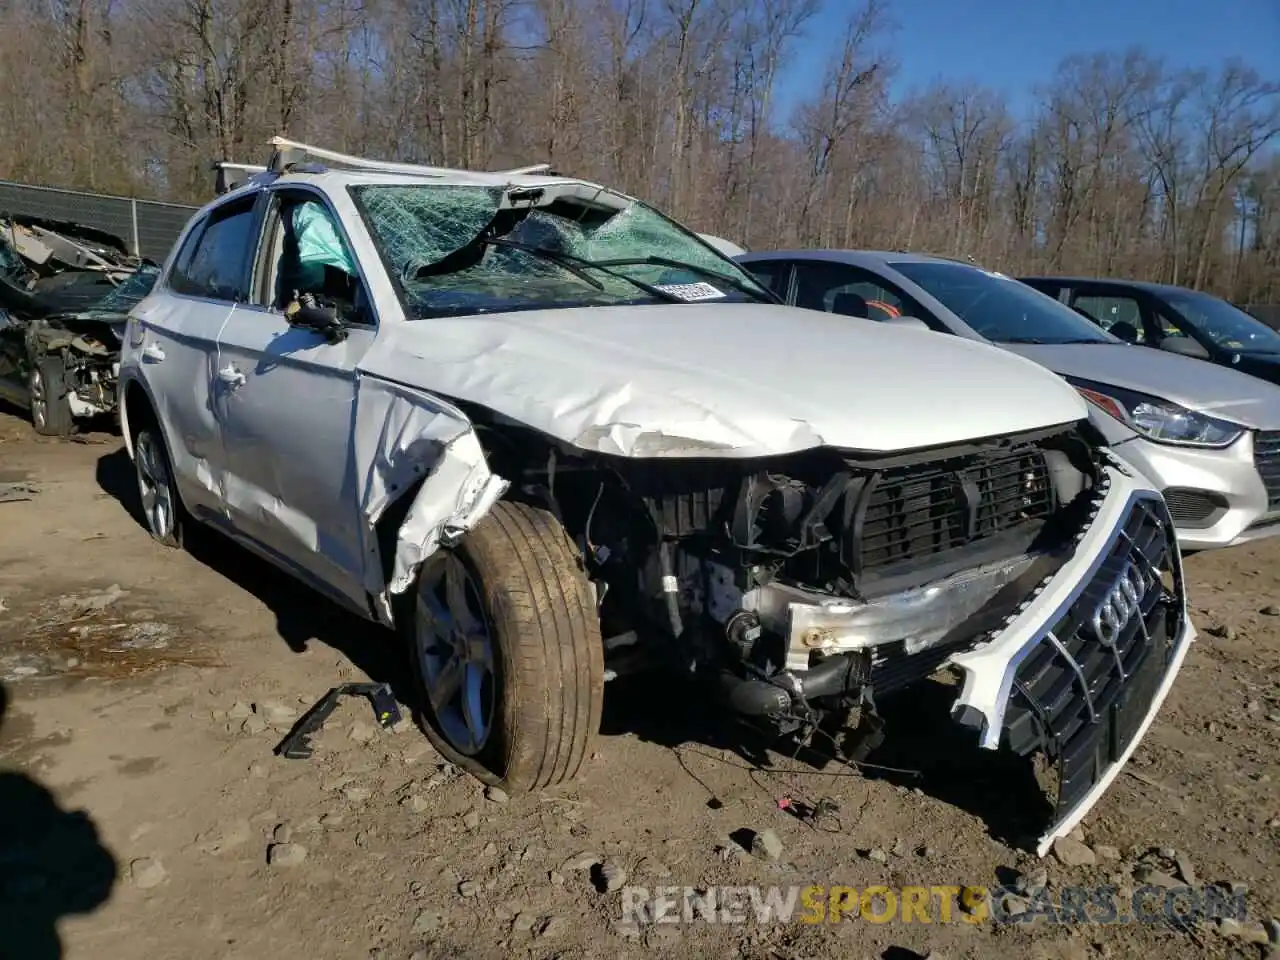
<box><xmin>117</xmin><ymin>139</ymin><xmax>1193</xmax><ymax>856</ymax></box>
<box><xmin>739</xmin><ymin>248</ymin><xmax>1280</xmax><ymax>551</ymax></box>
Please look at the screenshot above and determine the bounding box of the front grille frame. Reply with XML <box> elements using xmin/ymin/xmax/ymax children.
<box><xmin>998</xmin><ymin>493</ymin><xmax>1186</xmax><ymax>821</ymax></box>
<box><xmin>856</xmin><ymin>446</ymin><xmax>1054</xmax><ymax>570</ymax></box>
<box><xmin>845</xmin><ymin>429</ymin><xmax>1080</xmax><ymax>583</ymax></box>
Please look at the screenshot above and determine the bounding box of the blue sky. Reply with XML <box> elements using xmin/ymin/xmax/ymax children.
<box><xmin>775</xmin><ymin>0</ymin><xmax>1279</xmax><ymax>117</ymax></box>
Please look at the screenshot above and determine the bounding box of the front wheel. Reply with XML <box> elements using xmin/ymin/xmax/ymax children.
<box><xmin>28</xmin><ymin>357</ymin><xmax>75</xmax><ymax>437</ymax></box>
<box><xmin>406</xmin><ymin>500</ymin><xmax>604</xmax><ymax>792</ymax></box>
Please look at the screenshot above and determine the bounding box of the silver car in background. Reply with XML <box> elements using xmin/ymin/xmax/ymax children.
<box><xmin>738</xmin><ymin>249</ymin><xmax>1280</xmax><ymax>550</ymax></box>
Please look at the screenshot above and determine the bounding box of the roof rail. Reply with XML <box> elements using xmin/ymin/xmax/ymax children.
<box><xmin>494</xmin><ymin>164</ymin><xmax>553</xmax><ymax>175</ymax></box>
<box><xmin>266</xmin><ymin>136</ymin><xmax>553</xmax><ymax>181</ymax></box>
<box><xmin>212</xmin><ymin>160</ymin><xmax>272</xmax><ymax>195</ymax></box>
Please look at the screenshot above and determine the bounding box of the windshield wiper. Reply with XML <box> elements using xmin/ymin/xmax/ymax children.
<box><xmin>408</xmin><ymin>236</ymin><xmax>606</xmax><ymax>294</ymax></box>
<box><xmin>592</xmin><ymin>255</ymin><xmax>784</xmax><ymax>304</ymax></box>
<box><xmin>480</xmin><ymin>238</ymin><xmax>686</xmax><ymax>304</ymax></box>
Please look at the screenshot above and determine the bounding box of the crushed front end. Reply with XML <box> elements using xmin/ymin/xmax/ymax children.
<box><xmin>24</xmin><ymin>312</ymin><xmax>126</xmax><ymax>418</ymax></box>
<box><xmin>550</xmin><ymin>419</ymin><xmax>1192</xmax><ymax>852</ymax></box>
<box><xmin>948</xmin><ymin>457</ymin><xmax>1192</xmax><ymax>854</ymax></box>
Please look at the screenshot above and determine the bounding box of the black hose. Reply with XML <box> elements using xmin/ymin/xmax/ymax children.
<box><xmin>658</xmin><ymin>540</ymin><xmax>684</xmax><ymax>638</ymax></box>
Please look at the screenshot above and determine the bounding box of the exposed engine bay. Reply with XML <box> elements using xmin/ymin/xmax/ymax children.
<box><xmin>477</xmin><ymin>419</ymin><xmax>1104</xmax><ymax>752</ymax></box>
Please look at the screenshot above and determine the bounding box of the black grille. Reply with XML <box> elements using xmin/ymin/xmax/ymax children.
<box><xmin>1002</xmin><ymin>496</ymin><xmax>1183</xmax><ymax>818</ymax></box>
<box><xmin>1255</xmin><ymin>431</ymin><xmax>1280</xmax><ymax>509</ymax></box>
<box><xmin>1161</xmin><ymin>487</ymin><xmax>1227</xmax><ymax>529</ymax></box>
<box><xmin>859</xmin><ymin>445</ymin><xmax>1053</xmax><ymax>571</ymax></box>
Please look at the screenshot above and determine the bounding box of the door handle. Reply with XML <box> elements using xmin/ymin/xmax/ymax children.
<box><xmin>142</xmin><ymin>342</ymin><xmax>165</xmax><ymax>362</ymax></box>
<box><xmin>217</xmin><ymin>364</ymin><xmax>246</xmax><ymax>388</ymax></box>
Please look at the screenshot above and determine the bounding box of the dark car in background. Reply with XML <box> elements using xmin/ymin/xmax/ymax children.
<box><xmin>1019</xmin><ymin>276</ymin><xmax>1280</xmax><ymax>388</ymax></box>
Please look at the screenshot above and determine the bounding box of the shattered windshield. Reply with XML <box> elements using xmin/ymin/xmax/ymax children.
<box><xmin>349</xmin><ymin>183</ymin><xmax>770</xmax><ymax>318</ymax></box>
<box><xmin>891</xmin><ymin>260</ymin><xmax>1115</xmax><ymax>345</ymax></box>
<box><xmin>0</xmin><ymin>231</ymin><xmax>27</xmax><ymax>285</ymax></box>
<box><xmin>96</xmin><ymin>263</ymin><xmax>160</xmax><ymax>312</ymax></box>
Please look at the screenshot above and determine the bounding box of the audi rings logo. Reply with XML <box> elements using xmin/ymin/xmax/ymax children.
<box><xmin>1091</xmin><ymin>562</ymin><xmax>1147</xmax><ymax>646</ymax></box>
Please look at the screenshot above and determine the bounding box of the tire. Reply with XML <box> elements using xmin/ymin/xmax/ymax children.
<box><xmin>406</xmin><ymin>500</ymin><xmax>604</xmax><ymax>792</ymax></box>
<box><xmin>29</xmin><ymin>357</ymin><xmax>75</xmax><ymax>437</ymax></box>
<box><xmin>131</xmin><ymin>418</ymin><xmax>186</xmax><ymax>549</ymax></box>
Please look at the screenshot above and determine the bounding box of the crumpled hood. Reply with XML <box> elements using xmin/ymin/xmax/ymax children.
<box><xmin>361</xmin><ymin>302</ymin><xmax>1088</xmax><ymax>457</ymax></box>
<box><xmin>1003</xmin><ymin>342</ymin><xmax>1280</xmax><ymax>431</ymax></box>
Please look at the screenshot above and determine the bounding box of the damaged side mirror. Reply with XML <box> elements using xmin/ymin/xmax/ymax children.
<box><xmin>285</xmin><ymin>297</ymin><xmax>349</xmax><ymax>344</ymax></box>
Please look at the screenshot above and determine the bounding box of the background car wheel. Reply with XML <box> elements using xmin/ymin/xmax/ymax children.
<box><xmin>29</xmin><ymin>357</ymin><xmax>75</xmax><ymax>437</ymax></box>
<box><xmin>132</xmin><ymin>422</ymin><xmax>185</xmax><ymax>548</ymax></box>
<box><xmin>407</xmin><ymin>500</ymin><xmax>604</xmax><ymax>792</ymax></box>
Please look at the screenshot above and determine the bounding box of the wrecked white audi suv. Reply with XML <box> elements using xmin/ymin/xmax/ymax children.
<box><xmin>117</xmin><ymin>138</ymin><xmax>1194</xmax><ymax>855</ymax></box>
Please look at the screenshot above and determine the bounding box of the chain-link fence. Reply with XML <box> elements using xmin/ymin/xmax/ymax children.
<box><xmin>0</xmin><ymin>179</ymin><xmax>198</xmax><ymax>263</ymax></box>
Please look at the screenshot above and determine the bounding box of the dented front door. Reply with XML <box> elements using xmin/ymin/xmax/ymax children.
<box><xmin>213</xmin><ymin>307</ymin><xmax>375</xmax><ymax>611</ymax></box>
<box><xmin>211</xmin><ymin>187</ymin><xmax>379</xmax><ymax>613</ymax></box>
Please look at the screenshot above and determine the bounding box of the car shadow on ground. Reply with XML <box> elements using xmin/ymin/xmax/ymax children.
<box><xmin>93</xmin><ymin>448</ymin><xmax>416</xmax><ymax>708</ymax></box>
<box><xmin>0</xmin><ymin>683</ymin><xmax>118</xmax><ymax>960</ymax></box>
<box><xmin>603</xmin><ymin>669</ymin><xmax>1053</xmax><ymax>849</ymax></box>
<box><xmin>95</xmin><ymin>446</ymin><xmax>1052</xmax><ymax>847</ymax></box>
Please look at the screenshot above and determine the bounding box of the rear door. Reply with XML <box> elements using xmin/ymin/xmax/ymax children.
<box><xmin>211</xmin><ymin>185</ymin><xmax>378</xmax><ymax>612</ymax></box>
<box><xmin>1063</xmin><ymin>284</ymin><xmax>1152</xmax><ymax>344</ymax></box>
<box><xmin>132</xmin><ymin>193</ymin><xmax>262</xmax><ymax>521</ymax></box>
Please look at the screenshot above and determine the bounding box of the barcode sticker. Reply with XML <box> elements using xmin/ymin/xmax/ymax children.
<box><xmin>656</xmin><ymin>281</ymin><xmax>727</xmax><ymax>301</ymax></box>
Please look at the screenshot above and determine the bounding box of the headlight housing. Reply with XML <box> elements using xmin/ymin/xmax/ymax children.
<box><xmin>1068</xmin><ymin>377</ymin><xmax>1245</xmax><ymax>448</ymax></box>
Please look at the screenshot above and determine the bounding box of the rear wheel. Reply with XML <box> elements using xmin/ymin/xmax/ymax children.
<box><xmin>132</xmin><ymin>422</ymin><xmax>185</xmax><ymax>548</ymax></box>
<box><xmin>28</xmin><ymin>357</ymin><xmax>74</xmax><ymax>437</ymax></box>
<box><xmin>407</xmin><ymin>500</ymin><xmax>604</xmax><ymax>792</ymax></box>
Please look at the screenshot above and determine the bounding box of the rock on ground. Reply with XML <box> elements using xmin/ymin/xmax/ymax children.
<box><xmin>1052</xmin><ymin>836</ymin><xmax>1097</xmax><ymax>867</ymax></box>
<box><xmin>129</xmin><ymin>857</ymin><xmax>168</xmax><ymax>889</ymax></box>
<box><xmin>267</xmin><ymin>843</ymin><xmax>308</xmax><ymax>867</ymax></box>
<box><xmin>750</xmin><ymin>828</ymin><xmax>784</xmax><ymax>862</ymax></box>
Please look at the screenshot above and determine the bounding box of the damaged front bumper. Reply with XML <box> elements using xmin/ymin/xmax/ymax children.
<box><xmin>748</xmin><ymin>463</ymin><xmax>1194</xmax><ymax>856</ymax></box>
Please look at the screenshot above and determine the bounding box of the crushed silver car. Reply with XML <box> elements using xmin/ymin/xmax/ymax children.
<box><xmin>117</xmin><ymin>139</ymin><xmax>1194</xmax><ymax>855</ymax></box>
<box><xmin>0</xmin><ymin>215</ymin><xmax>157</xmax><ymax>434</ymax></box>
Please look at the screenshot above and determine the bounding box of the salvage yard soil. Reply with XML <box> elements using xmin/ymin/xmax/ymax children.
<box><xmin>1</xmin><ymin>406</ymin><xmax>1278</xmax><ymax>960</ymax></box>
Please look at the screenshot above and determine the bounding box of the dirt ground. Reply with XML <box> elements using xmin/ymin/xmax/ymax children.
<box><xmin>1</xmin><ymin>405</ymin><xmax>1278</xmax><ymax>960</ymax></box>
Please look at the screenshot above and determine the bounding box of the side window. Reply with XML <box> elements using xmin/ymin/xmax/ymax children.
<box><xmin>166</xmin><ymin>218</ymin><xmax>207</xmax><ymax>290</ymax></box>
<box><xmin>1070</xmin><ymin>292</ymin><xmax>1145</xmax><ymax>342</ymax></box>
<box><xmin>1154</xmin><ymin>309</ymin><xmax>1192</xmax><ymax>340</ymax></box>
<box><xmin>743</xmin><ymin>261</ymin><xmax>790</xmax><ymax>300</ymax></box>
<box><xmin>791</xmin><ymin>261</ymin><xmax>932</xmax><ymax>326</ymax></box>
<box><xmin>262</xmin><ymin>190</ymin><xmax>372</xmax><ymax>324</ymax></box>
<box><xmin>170</xmin><ymin>197</ymin><xmax>258</xmax><ymax>302</ymax></box>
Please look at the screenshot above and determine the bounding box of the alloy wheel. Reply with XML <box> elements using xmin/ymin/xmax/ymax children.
<box><xmin>415</xmin><ymin>554</ymin><xmax>497</xmax><ymax>756</ymax></box>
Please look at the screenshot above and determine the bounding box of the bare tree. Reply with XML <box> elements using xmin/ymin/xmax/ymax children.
<box><xmin>0</xmin><ymin>0</ymin><xmax>1276</xmax><ymax>303</ymax></box>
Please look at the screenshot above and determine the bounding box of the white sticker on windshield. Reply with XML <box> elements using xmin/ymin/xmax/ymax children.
<box><xmin>656</xmin><ymin>281</ymin><xmax>727</xmax><ymax>301</ymax></box>
<box><xmin>982</xmin><ymin>269</ymin><xmax>1012</xmax><ymax>281</ymax></box>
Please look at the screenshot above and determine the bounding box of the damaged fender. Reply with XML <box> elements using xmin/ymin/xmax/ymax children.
<box><xmin>353</xmin><ymin>376</ymin><xmax>509</xmax><ymax>623</ymax></box>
